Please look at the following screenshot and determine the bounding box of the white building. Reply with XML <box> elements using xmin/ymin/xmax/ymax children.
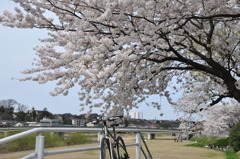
<box><xmin>27</xmin><ymin>122</ymin><xmax>41</xmax><ymax>127</ymax></box>
<box><xmin>86</xmin><ymin>122</ymin><xmax>95</xmax><ymax>127</ymax></box>
<box><xmin>129</xmin><ymin>111</ymin><xmax>143</xmax><ymax>119</ymax></box>
<box><xmin>72</xmin><ymin>118</ymin><xmax>89</xmax><ymax>126</ymax></box>
<box><xmin>40</xmin><ymin>118</ymin><xmax>60</xmax><ymax>126</ymax></box>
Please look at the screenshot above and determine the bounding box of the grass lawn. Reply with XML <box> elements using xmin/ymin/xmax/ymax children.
<box><xmin>0</xmin><ymin>135</ymin><xmax>226</xmax><ymax>159</ymax></box>
<box><xmin>126</xmin><ymin>139</ymin><xmax>225</xmax><ymax>159</ymax></box>
<box><xmin>237</xmin><ymin>151</ymin><xmax>240</xmax><ymax>158</ymax></box>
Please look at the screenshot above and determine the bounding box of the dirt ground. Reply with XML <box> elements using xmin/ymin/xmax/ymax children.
<box><xmin>0</xmin><ymin>135</ymin><xmax>225</xmax><ymax>159</ymax></box>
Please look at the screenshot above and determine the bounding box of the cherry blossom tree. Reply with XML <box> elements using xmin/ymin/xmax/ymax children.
<box><xmin>1</xmin><ymin>0</ymin><xmax>240</xmax><ymax>114</ymax></box>
<box><xmin>203</xmin><ymin>99</ymin><xmax>240</xmax><ymax>136</ymax></box>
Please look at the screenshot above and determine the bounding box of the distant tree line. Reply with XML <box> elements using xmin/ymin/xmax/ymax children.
<box><xmin>0</xmin><ymin>99</ymin><xmax>87</xmax><ymax>124</ymax></box>
<box><xmin>0</xmin><ymin>99</ymin><xmax>19</xmax><ymax>120</ymax></box>
<box><xmin>0</xmin><ymin>99</ymin><xmax>52</xmax><ymax>122</ymax></box>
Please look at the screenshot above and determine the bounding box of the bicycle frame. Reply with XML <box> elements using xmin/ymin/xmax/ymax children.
<box><xmin>97</xmin><ymin>116</ymin><xmax>129</xmax><ymax>159</ymax></box>
<box><xmin>102</xmin><ymin>120</ymin><xmax>118</xmax><ymax>159</ymax></box>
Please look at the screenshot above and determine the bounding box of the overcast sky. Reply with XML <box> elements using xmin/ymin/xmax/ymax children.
<box><xmin>0</xmin><ymin>1</ymin><xmax>179</xmax><ymax>120</ymax></box>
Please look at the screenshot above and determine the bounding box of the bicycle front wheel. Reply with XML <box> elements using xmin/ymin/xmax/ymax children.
<box><xmin>101</xmin><ymin>137</ymin><xmax>112</xmax><ymax>159</ymax></box>
<box><xmin>116</xmin><ymin>136</ymin><xmax>129</xmax><ymax>159</ymax></box>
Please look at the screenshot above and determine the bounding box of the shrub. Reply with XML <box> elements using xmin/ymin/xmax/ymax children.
<box><xmin>43</xmin><ymin>132</ymin><xmax>65</xmax><ymax>148</ymax></box>
<box><xmin>0</xmin><ymin>131</ymin><xmax>92</xmax><ymax>153</ymax></box>
<box><xmin>188</xmin><ymin>136</ymin><xmax>216</xmax><ymax>147</ymax></box>
<box><xmin>229</xmin><ymin>122</ymin><xmax>240</xmax><ymax>152</ymax></box>
<box><xmin>188</xmin><ymin>136</ymin><xmax>229</xmax><ymax>148</ymax></box>
<box><xmin>0</xmin><ymin>132</ymin><xmax>66</xmax><ymax>153</ymax></box>
<box><xmin>225</xmin><ymin>149</ymin><xmax>239</xmax><ymax>159</ymax></box>
<box><xmin>214</xmin><ymin>138</ymin><xmax>229</xmax><ymax>147</ymax></box>
<box><xmin>0</xmin><ymin>133</ymin><xmax>37</xmax><ymax>153</ymax></box>
<box><xmin>66</xmin><ymin>133</ymin><xmax>91</xmax><ymax>145</ymax></box>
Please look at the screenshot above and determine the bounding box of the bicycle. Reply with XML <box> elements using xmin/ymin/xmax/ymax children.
<box><xmin>94</xmin><ymin>116</ymin><xmax>129</xmax><ymax>159</ymax></box>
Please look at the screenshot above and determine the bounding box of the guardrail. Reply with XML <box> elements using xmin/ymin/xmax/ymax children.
<box><xmin>0</xmin><ymin>127</ymin><xmax>157</xmax><ymax>159</ymax></box>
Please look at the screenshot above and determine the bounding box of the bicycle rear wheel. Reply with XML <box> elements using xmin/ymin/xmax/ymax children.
<box><xmin>101</xmin><ymin>137</ymin><xmax>112</xmax><ymax>159</ymax></box>
<box><xmin>116</xmin><ymin>136</ymin><xmax>129</xmax><ymax>159</ymax></box>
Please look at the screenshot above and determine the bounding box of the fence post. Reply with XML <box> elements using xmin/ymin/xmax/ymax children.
<box><xmin>98</xmin><ymin>132</ymin><xmax>104</xmax><ymax>142</ymax></box>
<box><xmin>35</xmin><ymin>134</ymin><xmax>45</xmax><ymax>159</ymax></box>
<box><xmin>99</xmin><ymin>132</ymin><xmax>104</xmax><ymax>159</ymax></box>
<box><xmin>4</xmin><ymin>131</ymin><xmax>8</xmax><ymax>137</ymax></box>
<box><xmin>147</xmin><ymin>133</ymin><xmax>155</xmax><ymax>140</ymax></box>
<box><xmin>136</xmin><ymin>132</ymin><xmax>141</xmax><ymax>159</ymax></box>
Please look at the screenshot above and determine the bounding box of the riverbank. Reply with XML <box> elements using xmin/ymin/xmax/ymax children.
<box><xmin>0</xmin><ymin>136</ymin><xmax>226</xmax><ymax>159</ymax></box>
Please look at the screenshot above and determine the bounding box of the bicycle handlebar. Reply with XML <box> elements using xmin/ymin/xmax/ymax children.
<box><xmin>93</xmin><ymin>115</ymin><xmax>123</xmax><ymax>125</ymax></box>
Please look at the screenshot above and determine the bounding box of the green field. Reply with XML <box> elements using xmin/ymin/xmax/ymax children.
<box><xmin>0</xmin><ymin>135</ymin><xmax>230</xmax><ymax>159</ymax></box>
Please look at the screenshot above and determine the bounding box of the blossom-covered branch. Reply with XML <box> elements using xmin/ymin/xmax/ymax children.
<box><xmin>1</xmin><ymin>0</ymin><xmax>240</xmax><ymax>114</ymax></box>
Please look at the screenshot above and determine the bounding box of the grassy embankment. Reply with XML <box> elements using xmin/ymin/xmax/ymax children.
<box><xmin>0</xmin><ymin>133</ymin><xmax>233</xmax><ymax>159</ymax></box>
<box><xmin>188</xmin><ymin>136</ymin><xmax>239</xmax><ymax>159</ymax></box>
<box><xmin>0</xmin><ymin>131</ymin><xmax>95</xmax><ymax>153</ymax></box>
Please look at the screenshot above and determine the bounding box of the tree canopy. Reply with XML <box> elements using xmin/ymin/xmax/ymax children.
<box><xmin>0</xmin><ymin>99</ymin><xmax>17</xmax><ymax>114</ymax></box>
<box><xmin>1</xmin><ymin>0</ymin><xmax>240</xmax><ymax>114</ymax></box>
<box><xmin>203</xmin><ymin>99</ymin><xmax>240</xmax><ymax>136</ymax></box>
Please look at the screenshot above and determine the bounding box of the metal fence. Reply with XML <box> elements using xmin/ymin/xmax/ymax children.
<box><xmin>0</xmin><ymin>127</ymin><xmax>149</xmax><ymax>159</ymax></box>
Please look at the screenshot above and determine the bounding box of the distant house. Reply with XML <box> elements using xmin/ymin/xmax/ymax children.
<box><xmin>15</xmin><ymin>122</ymin><xmax>27</xmax><ymax>127</ymax></box>
<box><xmin>72</xmin><ymin>118</ymin><xmax>80</xmax><ymax>125</ymax></box>
<box><xmin>0</xmin><ymin>123</ymin><xmax>10</xmax><ymax>127</ymax></box>
<box><xmin>149</xmin><ymin>124</ymin><xmax>158</xmax><ymax>129</ymax></box>
<box><xmin>194</xmin><ymin>121</ymin><xmax>205</xmax><ymax>131</ymax></box>
<box><xmin>40</xmin><ymin>118</ymin><xmax>60</xmax><ymax>126</ymax></box>
<box><xmin>0</xmin><ymin>120</ymin><xmax>15</xmax><ymax>127</ymax></box>
<box><xmin>86</xmin><ymin>113</ymin><xmax>100</xmax><ymax>119</ymax></box>
<box><xmin>53</xmin><ymin>115</ymin><xmax>63</xmax><ymax>124</ymax></box>
<box><xmin>86</xmin><ymin>122</ymin><xmax>95</xmax><ymax>127</ymax></box>
<box><xmin>72</xmin><ymin>118</ymin><xmax>89</xmax><ymax>126</ymax></box>
<box><xmin>27</xmin><ymin>122</ymin><xmax>40</xmax><ymax>127</ymax></box>
<box><xmin>128</xmin><ymin>124</ymin><xmax>137</xmax><ymax>128</ymax></box>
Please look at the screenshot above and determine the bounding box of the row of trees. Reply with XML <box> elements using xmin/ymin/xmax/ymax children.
<box><xmin>0</xmin><ymin>99</ymin><xmax>89</xmax><ymax>124</ymax></box>
<box><xmin>0</xmin><ymin>99</ymin><xmax>52</xmax><ymax>121</ymax></box>
<box><xmin>0</xmin><ymin>99</ymin><xmax>27</xmax><ymax>120</ymax></box>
